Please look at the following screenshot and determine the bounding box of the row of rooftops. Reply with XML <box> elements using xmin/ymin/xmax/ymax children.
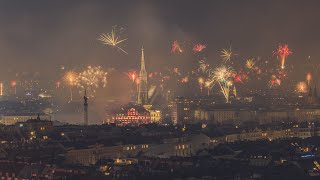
<box><xmin>196</xmin><ymin>104</ymin><xmax>320</xmax><ymax>112</ymax></box>
<box><xmin>0</xmin><ymin>112</ymin><xmax>48</xmax><ymax>117</ymax></box>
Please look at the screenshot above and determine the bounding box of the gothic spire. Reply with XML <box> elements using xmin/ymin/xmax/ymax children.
<box><xmin>140</xmin><ymin>46</ymin><xmax>146</xmax><ymax>72</ymax></box>
<box><xmin>137</xmin><ymin>46</ymin><xmax>148</xmax><ymax>105</ymax></box>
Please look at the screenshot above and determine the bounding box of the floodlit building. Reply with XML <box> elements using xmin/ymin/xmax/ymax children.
<box><xmin>170</xmin><ymin>97</ymin><xmax>193</xmax><ymax>125</ymax></box>
<box><xmin>143</xmin><ymin>134</ymin><xmax>210</xmax><ymax>158</ymax></box>
<box><xmin>143</xmin><ymin>105</ymin><xmax>162</xmax><ymax>123</ymax></box>
<box><xmin>195</xmin><ymin>106</ymin><xmax>320</xmax><ymax>125</ymax></box>
<box><xmin>112</xmin><ymin>106</ymin><xmax>151</xmax><ymax>126</ymax></box>
<box><xmin>148</xmin><ymin>109</ymin><xmax>161</xmax><ymax>123</ymax></box>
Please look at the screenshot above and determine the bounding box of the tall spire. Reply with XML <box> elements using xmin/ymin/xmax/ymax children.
<box><xmin>137</xmin><ymin>46</ymin><xmax>148</xmax><ymax>105</ymax></box>
<box><xmin>84</xmin><ymin>89</ymin><xmax>88</xmax><ymax>126</ymax></box>
<box><xmin>141</xmin><ymin>46</ymin><xmax>146</xmax><ymax>71</ymax></box>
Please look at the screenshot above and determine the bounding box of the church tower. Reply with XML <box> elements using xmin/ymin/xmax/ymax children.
<box><xmin>137</xmin><ymin>47</ymin><xmax>148</xmax><ymax>105</ymax></box>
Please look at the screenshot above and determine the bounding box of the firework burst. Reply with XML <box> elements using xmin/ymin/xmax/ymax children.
<box><xmin>193</xmin><ymin>44</ymin><xmax>206</xmax><ymax>52</ymax></box>
<box><xmin>98</xmin><ymin>27</ymin><xmax>128</xmax><ymax>54</ymax></box>
<box><xmin>296</xmin><ymin>81</ymin><xmax>307</xmax><ymax>93</ymax></box>
<box><xmin>125</xmin><ymin>70</ymin><xmax>138</xmax><ymax>83</ymax></box>
<box><xmin>268</xmin><ymin>75</ymin><xmax>281</xmax><ymax>88</ymax></box>
<box><xmin>63</xmin><ymin>71</ymin><xmax>78</xmax><ymax>86</ymax></box>
<box><xmin>221</xmin><ymin>47</ymin><xmax>233</xmax><ymax>63</ymax></box>
<box><xmin>181</xmin><ymin>76</ymin><xmax>189</xmax><ymax>83</ymax></box>
<box><xmin>208</xmin><ymin>65</ymin><xmax>234</xmax><ymax>103</ymax></box>
<box><xmin>274</xmin><ymin>44</ymin><xmax>292</xmax><ymax>69</ymax></box>
<box><xmin>77</xmin><ymin>66</ymin><xmax>108</xmax><ymax>96</ymax></box>
<box><xmin>198</xmin><ymin>60</ymin><xmax>210</xmax><ymax>73</ymax></box>
<box><xmin>125</xmin><ymin>70</ymin><xmax>139</xmax><ymax>92</ymax></box>
<box><xmin>171</xmin><ymin>40</ymin><xmax>183</xmax><ymax>54</ymax></box>
<box><xmin>246</xmin><ymin>58</ymin><xmax>255</xmax><ymax>69</ymax></box>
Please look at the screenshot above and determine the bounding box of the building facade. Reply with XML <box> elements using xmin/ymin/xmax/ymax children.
<box><xmin>194</xmin><ymin>107</ymin><xmax>320</xmax><ymax>125</ymax></box>
<box><xmin>66</xmin><ymin>144</ymin><xmax>150</xmax><ymax>166</ymax></box>
<box><xmin>170</xmin><ymin>97</ymin><xmax>193</xmax><ymax>125</ymax></box>
<box><xmin>112</xmin><ymin>107</ymin><xmax>151</xmax><ymax>126</ymax></box>
<box><xmin>0</xmin><ymin>113</ymin><xmax>51</xmax><ymax>125</ymax></box>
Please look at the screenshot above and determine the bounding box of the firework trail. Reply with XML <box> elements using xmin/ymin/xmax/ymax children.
<box><xmin>193</xmin><ymin>44</ymin><xmax>206</xmax><ymax>52</ymax></box>
<box><xmin>274</xmin><ymin>44</ymin><xmax>292</xmax><ymax>69</ymax></box>
<box><xmin>63</xmin><ymin>71</ymin><xmax>78</xmax><ymax>101</ymax></box>
<box><xmin>306</xmin><ymin>72</ymin><xmax>312</xmax><ymax>85</ymax></box>
<box><xmin>98</xmin><ymin>27</ymin><xmax>128</xmax><ymax>54</ymax></box>
<box><xmin>205</xmin><ymin>81</ymin><xmax>211</xmax><ymax>95</ymax></box>
<box><xmin>198</xmin><ymin>77</ymin><xmax>204</xmax><ymax>92</ymax></box>
<box><xmin>171</xmin><ymin>40</ymin><xmax>183</xmax><ymax>54</ymax></box>
<box><xmin>56</xmin><ymin>81</ymin><xmax>60</xmax><ymax>89</ymax></box>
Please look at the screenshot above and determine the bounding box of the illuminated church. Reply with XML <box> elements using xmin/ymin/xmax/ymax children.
<box><xmin>112</xmin><ymin>48</ymin><xmax>156</xmax><ymax>126</ymax></box>
<box><xmin>137</xmin><ymin>47</ymin><xmax>148</xmax><ymax>105</ymax></box>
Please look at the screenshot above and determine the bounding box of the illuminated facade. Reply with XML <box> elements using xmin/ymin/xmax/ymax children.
<box><xmin>149</xmin><ymin>109</ymin><xmax>161</xmax><ymax>123</ymax></box>
<box><xmin>144</xmin><ymin>105</ymin><xmax>162</xmax><ymax>123</ymax></box>
<box><xmin>112</xmin><ymin>107</ymin><xmax>151</xmax><ymax>126</ymax></box>
<box><xmin>170</xmin><ymin>97</ymin><xmax>193</xmax><ymax>125</ymax></box>
<box><xmin>195</xmin><ymin>107</ymin><xmax>320</xmax><ymax>125</ymax></box>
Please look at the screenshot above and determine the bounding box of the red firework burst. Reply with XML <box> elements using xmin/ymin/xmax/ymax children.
<box><xmin>193</xmin><ymin>44</ymin><xmax>206</xmax><ymax>52</ymax></box>
<box><xmin>171</xmin><ymin>40</ymin><xmax>183</xmax><ymax>54</ymax></box>
<box><xmin>274</xmin><ymin>44</ymin><xmax>292</xmax><ymax>69</ymax></box>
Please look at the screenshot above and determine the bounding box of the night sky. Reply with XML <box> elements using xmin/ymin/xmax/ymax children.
<box><xmin>0</xmin><ymin>0</ymin><xmax>320</xmax><ymax>92</ymax></box>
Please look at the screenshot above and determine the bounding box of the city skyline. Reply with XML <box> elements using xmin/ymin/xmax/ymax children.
<box><xmin>1</xmin><ymin>1</ymin><xmax>320</xmax><ymax>179</ymax></box>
